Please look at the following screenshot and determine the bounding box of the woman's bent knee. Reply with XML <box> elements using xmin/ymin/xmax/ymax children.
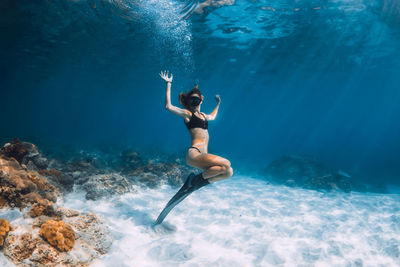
<box><xmin>221</xmin><ymin>159</ymin><xmax>231</xmax><ymax>169</ymax></box>
<box><xmin>227</xmin><ymin>167</ymin><xmax>233</xmax><ymax>178</ymax></box>
<box><xmin>218</xmin><ymin>163</ymin><xmax>230</xmax><ymax>172</ymax></box>
<box><xmin>186</xmin><ymin>152</ymin><xmax>232</xmax><ymax>171</ymax></box>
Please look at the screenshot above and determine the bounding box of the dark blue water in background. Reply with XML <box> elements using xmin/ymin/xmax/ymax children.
<box><xmin>1</xmin><ymin>0</ymin><xmax>399</xmax><ymax>184</ymax></box>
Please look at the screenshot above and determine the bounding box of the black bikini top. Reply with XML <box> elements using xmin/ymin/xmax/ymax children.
<box><xmin>185</xmin><ymin>112</ymin><xmax>208</xmax><ymax>130</ymax></box>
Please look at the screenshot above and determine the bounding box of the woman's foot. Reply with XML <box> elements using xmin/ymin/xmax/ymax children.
<box><xmin>183</xmin><ymin>173</ymin><xmax>210</xmax><ymax>192</ymax></box>
<box><xmin>182</xmin><ymin>172</ymin><xmax>196</xmax><ymax>190</ymax></box>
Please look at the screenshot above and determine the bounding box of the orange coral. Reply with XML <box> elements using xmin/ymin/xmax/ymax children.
<box><xmin>0</xmin><ymin>218</ymin><xmax>10</xmax><ymax>247</ymax></box>
<box><xmin>26</xmin><ymin>171</ymin><xmax>56</xmax><ymax>191</ymax></box>
<box><xmin>29</xmin><ymin>202</ymin><xmax>55</xmax><ymax>217</ymax></box>
<box><xmin>39</xmin><ymin>168</ymin><xmax>62</xmax><ymax>178</ymax></box>
<box><xmin>0</xmin><ymin>154</ymin><xmax>59</xmax><ymax>209</ymax></box>
<box><xmin>22</xmin><ymin>192</ymin><xmax>43</xmax><ymax>204</ymax></box>
<box><xmin>39</xmin><ymin>220</ymin><xmax>75</xmax><ymax>252</ymax></box>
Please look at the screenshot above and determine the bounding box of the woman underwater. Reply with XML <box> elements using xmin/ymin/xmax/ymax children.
<box><xmin>154</xmin><ymin>70</ymin><xmax>233</xmax><ymax>225</ymax></box>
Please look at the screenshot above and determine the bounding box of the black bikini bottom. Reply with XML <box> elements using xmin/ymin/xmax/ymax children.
<box><xmin>188</xmin><ymin>146</ymin><xmax>201</xmax><ymax>153</ymax></box>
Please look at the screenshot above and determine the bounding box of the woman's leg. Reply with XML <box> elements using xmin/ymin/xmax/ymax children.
<box><xmin>155</xmin><ymin>152</ymin><xmax>231</xmax><ymax>225</ymax></box>
<box><xmin>202</xmin><ymin>165</ymin><xmax>226</xmax><ymax>178</ymax></box>
<box><xmin>206</xmin><ymin>167</ymin><xmax>233</xmax><ymax>183</ymax></box>
<box><xmin>187</xmin><ymin>153</ymin><xmax>233</xmax><ymax>183</ymax></box>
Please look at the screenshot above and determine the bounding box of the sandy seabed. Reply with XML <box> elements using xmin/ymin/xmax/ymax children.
<box><xmin>35</xmin><ymin>175</ymin><xmax>397</xmax><ymax>267</ymax></box>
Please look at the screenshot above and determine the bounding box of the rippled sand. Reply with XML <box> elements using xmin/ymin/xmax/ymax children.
<box><xmin>58</xmin><ymin>175</ymin><xmax>400</xmax><ymax>266</ymax></box>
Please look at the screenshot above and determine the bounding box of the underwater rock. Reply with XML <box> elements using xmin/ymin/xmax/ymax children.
<box><xmin>56</xmin><ymin>207</ymin><xmax>79</xmax><ymax>218</ymax></box>
<box><xmin>4</xmin><ymin>231</ymin><xmax>53</xmax><ymax>265</ymax></box>
<box><xmin>64</xmin><ymin>212</ymin><xmax>113</xmax><ymax>255</ymax></box>
<box><xmin>60</xmin><ymin>157</ymin><xmax>109</xmax><ymax>188</ymax></box>
<box><xmin>130</xmin><ymin>171</ymin><xmax>160</xmax><ymax>188</ymax></box>
<box><xmin>39</xmin><ymin>168</ymin><xmax>74</xmax><ymax>192</ymax></box>
<box><xmin>119</xmin><ymin>149</ymin><xmax>144</xmax><ymax>173</ymax></box>
<box><xmin>80</xmin><ymin>173</ymin><xmax>135</xmax><ymax>200</ymax></box>
<box><xmin>2</xmin><ymin>211</ymin><xmax>111</xmax><ymax>266</ymax></box>
<box><xmin>23</xmin><ymin>191</ymin><xmax>55</xmax><ymax>206</ymax></box>
<box><xmin>0</xmin><ymin>154</ymin><xmax>59</xmax><ymax>209</ymax></box>
<box><xmin>305</xmin><ymin>174</ymin><xmax>352</xmax><ymax>192</ymax></box>
<box><xmin>0</xmin><ymin>140</ymin><xmax>113</xmax><ymax>265</ymax></box>
<box><xmin>61</xmin><ymin>148</ymin><xmax>122</xmax><ymax>173</ymax></box>
<box><xmin>64</xmin><ymin>159</ymin><xmax>100</xmax><ymax>174</ymax></box>
<box><xmin>29</xmin><ymin>201</ymin><xmax>55</xmax><ymax>218</ymax></box>
<box><xmin>264</xmin><ymin>155</ymin><xmax>353</xmax><ymax>192</ymax></box>
<box><xmin>0</xmin><ymin>219</ymin><xmax>10</xmax><ymax>247</ymax></box>
<box><xmin>1</xmin><ymin>138</ymin><xmax>28</xmax><ymax>163</ymax></box>
<box><xmin>127</xmin><ymin>161</ymin><xmax>195</xmax><ymax>188</ymax></box>
<box><xmin>39</xmin><ymin>220</ymin><xmax>75</xmax><ymax>252</ymax></box>
<box><xmin>3</xmin><ymin>231</ymin><xmax>38</xmax><ymax>263</ymax></box>
<box><xmin>1</xmin><ymin>138</ymin><xmax>49</xmax><ymax>170</ymax></box>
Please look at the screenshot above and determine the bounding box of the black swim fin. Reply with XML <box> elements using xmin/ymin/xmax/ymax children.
<box><xmin>154</xmin><ymin>172</ymin><xmax>210</xmax><ymax>225</ymax></box>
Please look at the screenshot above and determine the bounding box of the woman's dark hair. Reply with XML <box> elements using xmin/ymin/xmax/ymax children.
<box><xmin>179</xmin><ymin>85</ymin><xmax>202</xmax><ymax>110</ymax></box>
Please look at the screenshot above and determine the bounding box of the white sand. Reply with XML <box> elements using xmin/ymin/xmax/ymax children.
<box><xmin>60</xmin><ymin>175</ymin><xmax>400</xmax><ymax>266</ymax></box>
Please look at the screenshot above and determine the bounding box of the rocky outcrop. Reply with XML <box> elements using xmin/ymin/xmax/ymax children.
<box><xmin>3</xmin><ymin>232</ymin><xmax>38</xmax><ymax>262</ymax></box>
<box><xmin>64</xmin><ymin>213</ymin><xmax>113</xmax><ymax>255</ymax></box>
<box><xmin>29</xmin><ymin>201</ymin><xmax>55</xmax><ymax>218</ymax></box>
<box><xmin>0</xmin><ymin>219</ymin><xmax>10</xmax><ymax>247</ymax></box>
<box><xmin>119</xmin><ymin>149</ymin><xmax>144</xmax><ymax>173</ymax></box>
<box><xmin>76</xmin><ymin>173</ymin><xmax>136</xmax><ymax>200</ymax></box>
<box><xmin>69</xmin><ymin>152</ymin><xmax>194</xmax><ymax>198</ymax></box>
<box><xmin>1</xmin><ymin>138</ymin><xmax>49</xmax><ymax>170</ymax></box>
<box><xmin>128</xmin><ymin>161</ymin><xmax>195</xmax><ymax>188</ymax></box>
<box><xmin>39</xmin><ymin>220</ymin><xmax>75</xmax><ymax>252</ymax></box>
<box><xmin>56</xmin><ymin>207</ymin><xmax>79</xmax><ymax>218</ymax></box>
<box><xmin>0</xmin><ymin>154</ymin><xmax>59</xmax><ymax>209</ymax></box>
<box><xmin>264</xmin><ymin>155</ymin><xmax>354</xmax><ymax>192</ymax></box>
<box><xmin>39</xmin><ymin>168</ymin><xmax>74</xmax><ymax>193</ymax></box>
<box><xmin>3</xmin><ymin>211</ymin><xmax>112</xmax><ymax>266</ymax></box>
<box><xmin>0</xmin><ymin>139</ymin><xmax>114</xmax><ymax>266</ymax></box>
<box><xmin>0</xmin><ymin>138</ymin><xmax>201</xmax><ymax>265</ymax></box>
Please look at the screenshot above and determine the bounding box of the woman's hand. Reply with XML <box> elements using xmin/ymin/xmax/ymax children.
<box><xmin>159</xmin><ymin>70</ymin><xmax>173</xmax><ymax>83</ymax></box>
<box><xmin>215</xmin><ymin>94</ymin><xmax>221</xmax><ymax>103</ymax></box>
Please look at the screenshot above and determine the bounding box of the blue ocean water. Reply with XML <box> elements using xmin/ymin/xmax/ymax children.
<box><xmin>1</xmin><ymin>0</ymin><xmax>400</xmax><ymax>184</ymax></box>
<box><xmin>1</xmin><ymin>1</ymin><xmax>400</xmax><ymax>265</ymax></box>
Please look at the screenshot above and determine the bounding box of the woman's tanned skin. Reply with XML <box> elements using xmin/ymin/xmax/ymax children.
<box><xmin>160</xmin><ymin>70</ymin><xmax>233</xmax><ymax>183</ymax></box>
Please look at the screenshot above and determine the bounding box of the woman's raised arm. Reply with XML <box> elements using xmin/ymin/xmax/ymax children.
<box><xmin>204</xmin><ymin>94</ymin><xmax>221</xmax><ymax>121</ymax></box>
<box><xmin>159</xmin><ymin>71</ymin><xmax>190</xmax><ymax>118</ymax></box>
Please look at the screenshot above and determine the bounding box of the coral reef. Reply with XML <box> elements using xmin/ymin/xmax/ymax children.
<box><xmin>128</xmin><ymin>161</ymin><xmax>195</xmax><ymax>188</ymax></box>
<box><xmin>3</xmin><ymin>211</ymin><xmax>111</xmax><ymax>266</ymax></box>
<box><xmin>1</xmin><ymin>138</ymin><xmax>48</xmax><ymax>170</ymax></box>
<box><xmin>0</xmin><ymin>154</ymin><xmax>58</xmax><ymax>209</ymax></box>
<box><xmin>64</xmin><ymin>213</ymin><xmax>113</xmax><ymax>255</ymax></box>
<box><xmin>0</xmin><ymin>139</ymin><xmax>115</xmax><ymax>266</ymax></box>
<box><xmin>3</xmin><ymin>232</ymin><xmax>38</xmax><ymax>262</ymax></box>
<box><xmin>0</xmin><ymin>138</ymin><xmax>194</xmax><ymax>265</ymax></box>
<box><xmin>39</xmin><ymin>220</ymin><xmax>75</xmax><ymax>252</ymax></box>
<box><xmin>65</xmin><ymin>148</ymin><xmax>194</xmax><ymax>198</ymax></box>
<box><xmin>0</xmin><ymin>219</ymin><xmax>10</xmax><ymax>247</ymax></box>
<box><xmin>56</xmin><ymin>207</ymin><xmax>79</xmax><ymax>218</ymax></box>
<box><xmin>78</xmin><ymin>173</ymin><xmax>135</xmax><ymax>200</ymax></box>
<box><xmin>39</xmin><ymin>168</ymin><xmax>74</xmax><ymax>192</ymax></box>
<box><xmin>29</xmin><ymin>201</ymin><xmax>55</xmax><ymax>218</ymax></box>
<box><xmin>119</xmin><ymin>149</ymin><xmax>144</xmax><ymax>172</ymax></box>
